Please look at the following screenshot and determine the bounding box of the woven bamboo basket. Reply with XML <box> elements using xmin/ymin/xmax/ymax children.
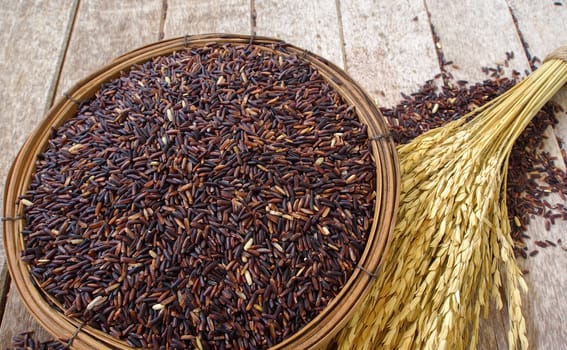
<box><xmin>3</xmin><ymin>34</ymin><xmax>399</xmax><ymax>349</ymax></box>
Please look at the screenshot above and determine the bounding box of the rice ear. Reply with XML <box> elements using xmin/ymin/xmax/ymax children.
<box><xmin>336</xmin><ymin>48</ymin><xmax>567</xmax><ymax>350</ymax></box>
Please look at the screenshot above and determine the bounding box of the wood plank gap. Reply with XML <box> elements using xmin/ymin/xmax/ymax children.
<box><xmin>0</xmin><ymin>267</ymin><xmax>10</xmax><ymax>328</ymax></box>
<box><xmin>335</xmin><ymin>0</ymin><xmax>347</xmax><ymax>71</ymax></box>
<box><xmin>505</xmin><ymin>0</ymin><xmax>567</xmax><ymax>173</ymax></box>
<box><xmin>47</xmin><ymin>0</ymin><xmax>81</xmax><ymax>110</ymax></box>
<box><xmin>250</xmin><ymin>0</ymin><xmax>257</xmax><ymax>37</ymax></box>
<box><xmin>422</xmin><ymin>0</ymin><xmax>446</xmax><ymax>82</ymax></box>
<box><xmin>158</xmin><ymin>0</ymin><xmax>168</xmax><ymax>40</ymax></box>
<box><xmin>504</xmin><ymin>0</ymin><xmax>536</xmax><ymax>71</ymax></box>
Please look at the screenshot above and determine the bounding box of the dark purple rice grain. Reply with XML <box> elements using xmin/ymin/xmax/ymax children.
<box><xmin>534</xmin><ymin>240</ymin><xmax>549</xmax><ymax>248</ymax></box>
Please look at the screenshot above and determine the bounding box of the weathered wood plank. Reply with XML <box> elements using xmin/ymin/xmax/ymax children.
<box><xmin>1</xmin><ymin>1</ymin><xmax>162</xmax><ymax>347</ymax></box>
<box><xmin>55</xmin><ymin>0</ymin><xmax>162</xmax><ymax>98</ymax></box>
<box><xmin>0</xmin><ymin>0</ymin><xmax>77</xmax><ymax>261</ymax></box>
<box><xmin>0</xmin><ymin>0</ymin><xmax>79</xmax><ymax>346</ymax></box>
<box><xmin>425</xmin><ymin>0</ymin><xmax>567</xmax><ymax>349</ymax></box>
<box><xmin>255</xmin><ymin>0</ymin><xmax>344</xmax><ymax>67</ymax></box>
<box><xmin>0</xmin><ymin>267</ymin><xmax>10</xmax><ymax>334</ymax></box>
<box><xmin>507</xmin><ymin>0</ymin><xmax>567</xmax><ymax>164</ymax></box>
<box><xmin>506</xmin><ymin>1</ymin><xmax>567</xmax><ymax>61</ymax></box>
<box><xmin>163</xmin><ymin>0</ymin><xmax>250</xmax><ymax>39</ymax></box>
<box><xmin>425</xmin><ymin>0</ymin><xmax>527</xmax><ymax>81</ymax></box>
<box><xmin>0</xmin><ymin>286</ymin><xmax>53</xmax><ymax>346</ymax></box>
<box><xmin>339</xmin><ymin>0</ymin><xmax>440</xmax><ymax>107</ymax></box>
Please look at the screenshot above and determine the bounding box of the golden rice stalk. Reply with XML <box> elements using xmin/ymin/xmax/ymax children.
<box><xmin>337</xmin><ymin>47</ymin><xmax>567</xmax><ymax>350</ymax></box>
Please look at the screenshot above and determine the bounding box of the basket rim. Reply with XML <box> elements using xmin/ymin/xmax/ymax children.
<box><xmin>3</xmin><ymin>33</ymin><xmax>400</xmax><ymax>350</ymax></box>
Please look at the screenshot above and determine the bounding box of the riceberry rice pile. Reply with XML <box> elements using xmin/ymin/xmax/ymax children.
<box><xmin>20</xmin><ymin>44</ymin><xmax>377</xmax><ymax>349</ymax></box>
<box><xmin>9</xmin><ymin>332</ymin><xmax>66</xmax><ymax>350</ymax></box>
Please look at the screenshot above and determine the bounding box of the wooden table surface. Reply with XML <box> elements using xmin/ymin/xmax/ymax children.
<box><xmin>1</xmin><ymin>1</ymin><xmax>566</xmax><ymax>349</ymax></box>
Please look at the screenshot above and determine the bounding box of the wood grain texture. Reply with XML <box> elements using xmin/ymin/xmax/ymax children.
<box><xmin>0</xmin><ymin>267</ymin><xmax>9</xmax><ymax>334</ymax></box>
<box><xmin>0</xmin><ymin>0</ymin><xmax>77</xmax><ymax>241</ymax></box>
<box><xmin>425</xmin><ymin>0</ymin><xmax>527</xmax><ymax>81</ymax></box>
<box><xmin>55</xmin><ymin>0</ymin><xmax>162</xmax><ymax>97</ymax></box>
<box><xmin>507</xmin><ymin>0</ymin><xmax>567</xmax><ymax>166</ymax></box>
<box><xmin>0</xmin><ymin>1</ymin><xmax>78</xmax><ymax>347</ymax></box>
<box><xmin>163</xmin><ymin>0</ymin><xmax>250</xmax><ymax>39</ymax></box>
<box><xmin>339</xmin><ymin>0</ymin><xmax>440</xmax><ymax>107</ymax></box>
<box><xmin>255</xmin><ymin>0</ymin><xmax>344</xmax><ymax>67</ymax></box>
<box><xmin>0</xmin><ymin>285</ymin><xmax>53</xmax><ymax>347</ymax></box>
<box><xmin>506</xmin><ymin>0</ymin><xmax>567</xmax><ymax>60</ymax></box>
